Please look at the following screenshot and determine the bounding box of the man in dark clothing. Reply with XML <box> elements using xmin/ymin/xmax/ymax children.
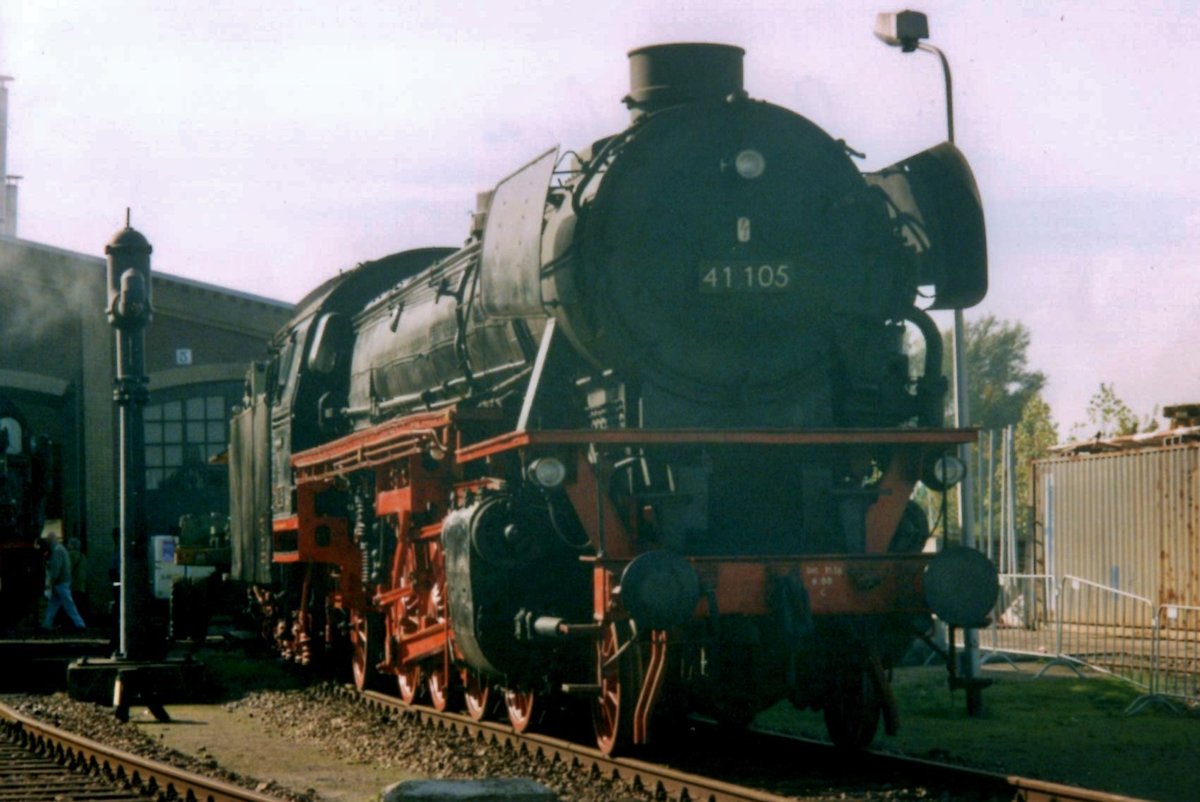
<box><xmin>41</xmin><ymin>530</ymin><xmax>87</xmax><ymax>631</ymax></box>
<box><xmin>67</xmin><ymin>536</ymin><xmax>90</xmax><ymax>620</ymax></box>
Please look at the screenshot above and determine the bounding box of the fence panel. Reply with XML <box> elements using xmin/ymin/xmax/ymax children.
<box><xmin>1153</xmin><ymin>604</ymin><xmax>1200</xmax><ymax>702</ymax></box>
<box><xmin>981</xmin><ymin>574</ymin><xmax>1058</xmax><ymax>660</ymax></box>
<box><xmin>1054</xmin><ymin>575</ymin><xmax>1155</xmax><ymax>689</ymax></box>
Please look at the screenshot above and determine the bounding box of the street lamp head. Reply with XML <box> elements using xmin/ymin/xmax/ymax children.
<box><xmin>874</xmin><ymin>10</ymin><xmax>929</xmax><ymax>52</ymax></box>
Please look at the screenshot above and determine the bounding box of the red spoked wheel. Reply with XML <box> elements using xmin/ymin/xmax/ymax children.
<box><xmin>397</xmin><ymin>663</ymin><xmax>423</xmax><ymax>705</ymax></box>
<box><xmin>592</xmin><ymin>621</ymin><xmax>641</xmax><ymax>755</ymax></box>
<box><xmin>504</xmin><ymin>688</ymin><xmax>536</xmax><ymax>732</ymax></box>
<box><xmin>427</xmin><ymin>661</ymin><xmax>460</xmax><ymax>712</ymax></box>
<box><xmin>463</xmin><ymin>670</ymin><xmax>491</xmax><ymax>721</ymax></box>
<box><xmin>388</xmin><ymin>533</ymin><xmax>425</xmax><ymax>705</ymax></box>
<box><xmin>349</xmin><ymin>610</ymin><xmax>382</xmax><ymax>692</ymax></box>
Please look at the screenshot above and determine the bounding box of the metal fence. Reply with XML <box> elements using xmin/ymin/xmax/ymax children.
<box><xmin>1144</xmin><ymin>604</ymin><xmax>1200</xmax><ymax>709</ymax></box>
<box><xmin>927</xmin><ymin>432</ymin><xmax>1200</xmax><ymax>710</ymax></box>
<box><xmin>1054</xmin><ymin>576</ymin><xmax>1155</xmax><ymax>688</ymax></box>
<box><xmin>981</xmin><ymin>573</ymin><xmax>1057</xmax><ymax>661</ymax></box>
<box><xmin>978</xmin><ymin>574</ymin><xmax>1199</xmax><ymax>710</ymax></box>
<box><xmin>975</xmin><ymin>427</ymin><xmax>1020</xmax><ymax>574</ymax></box>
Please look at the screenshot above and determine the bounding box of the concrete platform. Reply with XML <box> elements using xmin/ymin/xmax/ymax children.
<box><xmin>66</xmin><ymin>655</ymin><xmax>207</xmax><ymax>710</ymax></box>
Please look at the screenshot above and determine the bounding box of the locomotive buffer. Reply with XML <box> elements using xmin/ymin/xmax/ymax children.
<box><xmin>67</xmin><ymin>213</ymin><xmax>204</xmax><ymax>719</ymax></box>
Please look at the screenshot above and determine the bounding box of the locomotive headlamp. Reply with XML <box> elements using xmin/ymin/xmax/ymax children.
<box><xmin>922</xmin><ymin>454</ymin><xmax>966</xmax><ymax>492</ymax></box>
<box><xmin>528</xmin><ymin>457</ymin><xmax>567</xmax><ymax>489</ymax></box>
<box><xmin>734</xmin><ymin>149</ymin><xmax>766</xmax><ymax>179</ymax></box>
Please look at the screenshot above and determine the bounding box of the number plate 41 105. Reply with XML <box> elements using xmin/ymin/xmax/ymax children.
<box><xmin>698</xmin><ymin>261</ymin><xmax>794</xmax><ymax>293</ymax></box>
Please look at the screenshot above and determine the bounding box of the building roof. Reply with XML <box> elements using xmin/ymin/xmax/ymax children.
<box><xmin>0</xmin><ymin>233</ymin><xmax>292</xmax><ymax>311</ymax></box>
<box><xmin>1052</xmin><ymin>423</ymin><xmax>1200</xmax><ymax>455</ymax></box>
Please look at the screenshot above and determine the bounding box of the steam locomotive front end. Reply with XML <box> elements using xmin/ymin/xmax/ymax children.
<box><xmin>520</xmin><ymin>44</ymin><xmax>995</xmax><ymax>742</ymax></box>
<box><xmin>544</xmin><ymin>44</ymin><xmax>919</xmax><ymax>429</ymax></box>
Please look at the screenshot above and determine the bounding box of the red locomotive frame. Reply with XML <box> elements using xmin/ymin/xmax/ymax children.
<box><xmin>267</xmin><ymin>404</ymin><xmax>973</xmax><ymax>752</ymax></box>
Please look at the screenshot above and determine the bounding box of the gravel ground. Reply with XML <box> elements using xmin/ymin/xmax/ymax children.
<box><xmin>4</xmin><ymin>686</ymin><xmax>654</xmax><ymax>802</ymax></box>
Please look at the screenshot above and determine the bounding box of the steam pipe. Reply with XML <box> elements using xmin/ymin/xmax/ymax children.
<box><xmin>903</xmin><ymin>306</ymin><xmax>947</xmax><ymax>427</ymax></box>
<box><xmin>904</xmin><ymin>306</ymin><xmax>942</xmax><ymax>382</ymax></box>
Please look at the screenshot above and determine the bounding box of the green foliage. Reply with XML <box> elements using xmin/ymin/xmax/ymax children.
<box><xmin>1015</xmin><ymin>393</ymin><xmax>1059</xmax><ymax>461</ymax></box>
<box><xmin>943</xmin><ymin>315</ymin><xmax>1046</xmax><ymax>430</ymax></box>
<box><xmin>1012</xmin><ymin>393</ymin><xmax>1058</xmax><ymax>553</ymax></box>
<box><xmin>923</xmin><ymin>317</ymin><xmax>1051</xmax><ymax>545</ymax></box>
<box><xmin>1070</xmin><ymin>382</ymin><xmax>1159</xmax><ymax>440</ymax></box>
<box><xmin>954</xmin><ymin>395</ymin><xmax>1057</xmax><ymax>565</ymax></box>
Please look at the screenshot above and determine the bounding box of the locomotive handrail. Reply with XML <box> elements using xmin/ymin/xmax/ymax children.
<box><xmin>291</xmin><ymin>409</ymin><xmax>456</xmax><ymax>481</ymax></box>
<box><xmin>455</xmin><ymin>427</ymin><xmax>978</xmax><ymax>463</ymax></box>
<box><xmin>292</xmin><ymin>430</ymin><xmax>436</xmax><ymax>476</ymax></box>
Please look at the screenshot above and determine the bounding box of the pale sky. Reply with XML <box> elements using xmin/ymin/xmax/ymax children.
<box><xmin>2</xmin><ymin>0</ymin><xmax>1198</xmax><ymax>433</ymax></box>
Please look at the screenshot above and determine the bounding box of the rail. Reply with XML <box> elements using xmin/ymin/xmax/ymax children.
<box><xmin>0</xmin><ymin>685</ymin><xmax>1151</xmax><ymax>802</ymax></box>
<box><xmin>346</xmin><ymin>685</ymin><xmax>1148</xmax><ymax>802</ymax></box>
<box><xmin>0</xmin><ymin>698</ymin><xmax>287</xmax><ymax>802</ymax></box>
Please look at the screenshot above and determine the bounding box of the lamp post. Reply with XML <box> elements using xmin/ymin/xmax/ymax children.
<box><xmin>874</xmin><ymin>9</ymin><xmax>982</xmax><ymax>712</ymax></box>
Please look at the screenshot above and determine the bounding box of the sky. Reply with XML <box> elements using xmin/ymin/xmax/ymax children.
<box><xmin>1</xmin><ymin>0</ymin><xmax>1198</xmax><ymax>434</ymax></box>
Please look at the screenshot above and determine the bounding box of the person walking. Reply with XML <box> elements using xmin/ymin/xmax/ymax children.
<box><xmin>67</xmin><ymin>536</ymin><xmax>90</xmax><ymax>620</ymax></box>
<box><xmin>41</xmin><ymin>530</ymin><xmax>87</xmax><ymax>632</ymax></box>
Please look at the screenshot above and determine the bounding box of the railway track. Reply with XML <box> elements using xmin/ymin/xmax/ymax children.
<box><xmin>347</xmin><ymin>686</ymin><xmax>1152</xmax><ymax>802</ymax></box>
<box><xmin>0</xmin><ymin>698</ymin><xmax>287</xmax><ymax>802</ymax></box>
<box><xmin>1</xmin><ymin>684</ymin><xmax>1153</xmax><ymax>802</ymax></box>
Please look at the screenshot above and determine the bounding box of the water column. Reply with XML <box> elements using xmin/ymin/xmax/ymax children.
<box><xmin>105</xmin><ymin>214</ymin><xmax>154</xmax><ymax>660</ymax></box>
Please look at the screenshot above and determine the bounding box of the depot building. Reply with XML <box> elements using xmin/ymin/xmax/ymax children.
<box><xmin>0</xmin><ymin>233</ymin><xmax>292</xmax><ymax>616</ymax></box>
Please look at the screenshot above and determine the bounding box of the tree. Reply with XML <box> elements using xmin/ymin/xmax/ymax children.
<box><xmin>943</xmin><ymin>315</ymin><xmax>1047</xmax><ymax>430</ymax></box>
<box><xmin>1070</xmin><ymin>382</ymin><xmax>1158</xmax><ymax>440</ymax></box>
<box><xmin>1012</xmin><ymin>393</ymin><xmax>1059</xmax><ymax>567</ymax></box>
<box><xmin>930</xmin><ymin>392</ymin><xmax>1059</xmax><ymax>551</ymax></box>
<box><xmin>1014</xmin><ymin>393</ymin><xmax>1059</xmax><ymax>474</ymax></box>
<box><xmin>915</xmin><ymin>316</ymin><xmax>1051</xmax><ymax>547</ymax></box>
<box><xmin>1086</xmin><ymin>382</ymin><xmax>1139</xmax><ymax>437</ymax></box>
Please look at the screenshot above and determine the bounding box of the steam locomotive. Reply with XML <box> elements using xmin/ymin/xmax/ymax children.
<box><xmin>230</xmin><ymin>43</ymin><xmax>997</xmax><ymax>752</ymax></box>
<box><xmin>0</xmin><ymin>397</ymin><xmax>53</xmax><ymax>633</ymax></box>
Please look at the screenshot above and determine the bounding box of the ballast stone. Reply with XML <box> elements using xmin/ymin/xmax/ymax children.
<box><xmin>382</xmin><ymin>778</ymin><xmax>558</xmax><ymax>801</ymax></box>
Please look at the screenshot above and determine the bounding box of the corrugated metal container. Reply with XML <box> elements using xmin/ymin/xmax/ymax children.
<box><xmin>1034</xmin><ymin>443</ymin><xmax>1200</xmax><ymax>607</ymax></box>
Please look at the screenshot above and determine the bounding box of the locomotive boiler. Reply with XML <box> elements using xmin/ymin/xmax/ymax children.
<box><xmin>0</xmin><ymin>397</ymin><xmax>53</xmax><ymax>633</ymax></box>
<box><xmin>230</xmin><ymin>43</ymin><xmax>996</xmax><ymax>752</ymax></box>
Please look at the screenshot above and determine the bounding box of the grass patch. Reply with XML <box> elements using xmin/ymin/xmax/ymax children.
<box><xmin>756</xmin><ymin>664</ymin><xmax>1198</xmax><ymax>802</ymax></box>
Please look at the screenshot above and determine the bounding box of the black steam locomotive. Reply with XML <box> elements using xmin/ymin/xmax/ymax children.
<box><xmin>230</xmin><ymin>43</ymin><xmax>996</xmax><ymax>752</ymax></box>
<box><xmin>0</xmin><ymin>397</ymin><xmax>53</xmax><ymax>633</ymax></box>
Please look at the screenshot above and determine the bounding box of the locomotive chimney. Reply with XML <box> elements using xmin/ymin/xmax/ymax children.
<box><xmin>625</xmin><ymin>43</ymin><xmax>745</xmax><ymax>121</ymax></box>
